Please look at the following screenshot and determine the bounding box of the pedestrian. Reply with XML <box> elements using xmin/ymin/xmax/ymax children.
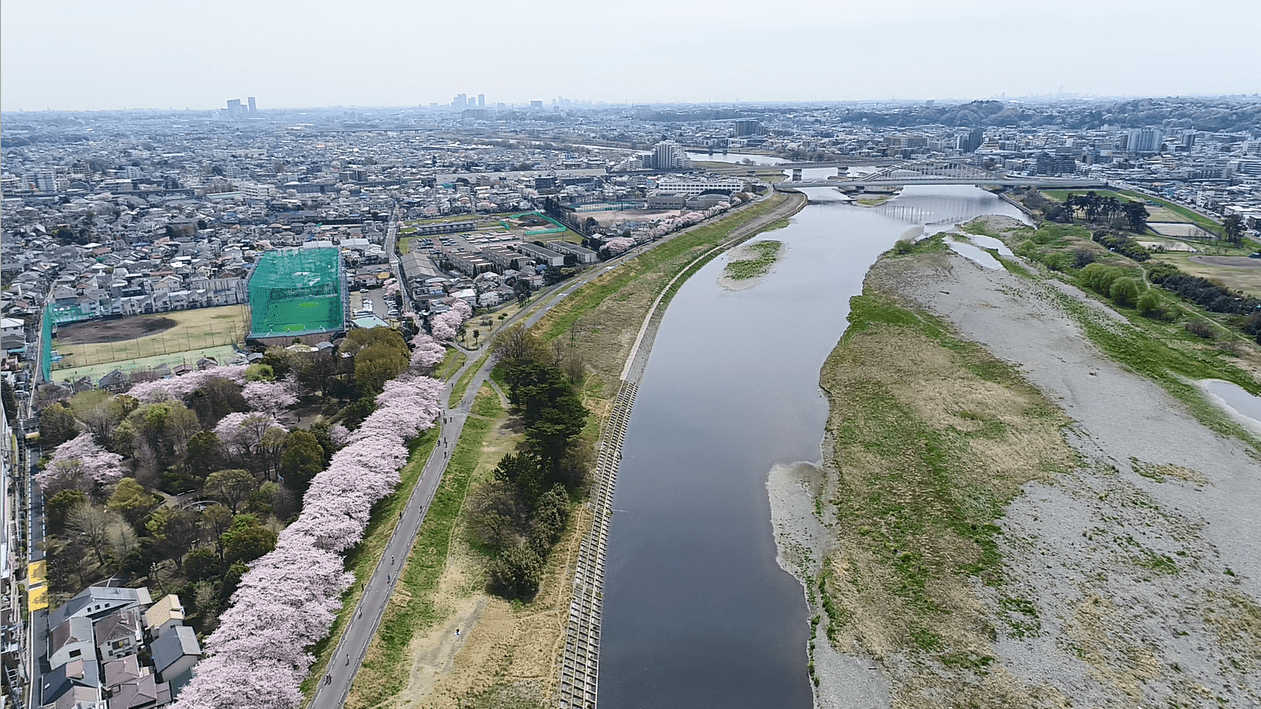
<box><xmin>391</xmin><ymin>555</ymin><xmax>395</xmax><ymax>565</ymax></box>
<box><xmin>456</xmin><ymin>628</ymin><xmax>460</xmax><ymax>637</ymax></box>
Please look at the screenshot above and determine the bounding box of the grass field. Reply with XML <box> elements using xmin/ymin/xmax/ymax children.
<box><xmin>52</xmin><ymin>306</ymin><xmax>246</xmax><ymax>370</ymax></box>
<box><xmin>50</xmin><ymin>345</ymin><xmax>240</xmax><ymax>384</ymax></box>
<box><xmin>1151</xmin><ymin>252</ymin><xmax>1261</xmax><ymax>298</ymax></box>
<box><xmin>1041</xmin><ymin>188</ymin><xmax>1222</xmax><ymax>233</ymax></box>
<box><xmin>346</xmin><ymin>388</ymin><xmax>500</xmax><ymax>708</ymax></box>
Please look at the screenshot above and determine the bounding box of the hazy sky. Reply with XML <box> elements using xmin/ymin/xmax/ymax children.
<box><xmin>3</xmin><ymin>0</ymin><xmax>1258</xmax><ymax>111</ymax></box>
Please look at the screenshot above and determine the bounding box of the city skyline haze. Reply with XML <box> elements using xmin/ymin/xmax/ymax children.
<box><xmin>3</xmin><ymin>0</ymin><xmax>1259</xmax><ymax>111</ymax></box>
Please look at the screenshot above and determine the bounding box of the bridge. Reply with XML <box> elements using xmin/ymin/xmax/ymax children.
<box><xmin>774</xmin><ymin>159</ymin><xmax>1106</xmax><ymax>189</ymax></box>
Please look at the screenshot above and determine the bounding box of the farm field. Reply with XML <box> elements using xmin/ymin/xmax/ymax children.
<box><xmin>53</xmin><ymin>305</ymin><xmax>247</xmax><ymax>370</ymax></box>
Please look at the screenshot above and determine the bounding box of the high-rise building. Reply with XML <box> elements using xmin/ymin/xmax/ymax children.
<box><xmin>956</xmin><ymin>127</ymin><xmax>985</xmax><ymax>153</ymax></box>
<box><xmin>477</xmin><ymin>94</ymin><xmax>485</xmax><ymax>108</ymax></box>
<box><xmin>227</xmin><ymin>98</ymin><xmax>242</xmax><ymax>116</ymax></box>
<box><xmin>650</xmin><ymin>141</ymin><xmax>692</xmax><ymax>170</ymax></box>
<box><xmin>247</xmin><ymin>96</ymin><xmax>257</xmax><ymax>114</ymax></box>
<box><xmin>733</xmin><ymin>119</ymin><xmax>762</xmax><ymax>137</ymax></box>
<box><xmin>453</xmin><ymin>93</ymin><xmax>467</xmax><ymax>108</ymax></box>
<box><xmin>1126</xmin><ymin>127</ymin><xmax>1164</xmax><ymax>154</ymax></box>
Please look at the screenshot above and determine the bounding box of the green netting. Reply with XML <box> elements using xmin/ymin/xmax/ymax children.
<box><xmin>248</xmin><ymin>248</ymin><xmax>345</xmax><ymax>338</ymax></box>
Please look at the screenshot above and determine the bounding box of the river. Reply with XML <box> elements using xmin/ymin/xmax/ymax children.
<box><xmin>598</xmin><ymin>186</ymin><xmax>1028</xmax><ymax>707</ymax></box>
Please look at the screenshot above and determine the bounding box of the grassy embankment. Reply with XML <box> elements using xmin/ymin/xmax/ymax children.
<box><xmin>962</xmin><ymin>218</ymin><xmax>1261</xmax><ymax>445</ymax></box>
<box><xmin>346</xmin><ymin>387</ymin><xmax>502</xmax><ymax>707</ymax></box>
<box><xmin>434</xmin><ymin>347</ymin><xmax>467</xmax><ymax>381</ymax></box>
<box><xmin>301</xmin><ymin>426</ymin><xmax>440</xmax><ymax>699</ymax></box>
<box><xmin>532</xmin><ymin>192</ymin><xmax>800</xmax><ymax>384</ymax></box>
<box><xmin>724</xmin><ymin>240</ymin><xmax>783</xmax><ymax>280</ymax></box>
<box><xmin>817</xmin><ymin>239</ymin><xmax>1076</xmax><ymax>678</ymax></box>
<box><xmin>449</xmin><ymin>351</ymin><xmax>489</xmax><ymax>408</ymax></box>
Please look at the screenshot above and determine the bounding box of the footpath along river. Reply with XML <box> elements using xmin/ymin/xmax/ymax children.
<box><xmin>597</xmin><ymin>186</ymin><xmax>1027</xmax><ymax>707</ymax></box>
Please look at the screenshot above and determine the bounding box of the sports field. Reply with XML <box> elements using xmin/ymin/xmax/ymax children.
<box><xmin>53</xmin><ymin>306</ymin><xmax>246</xmax><ymax>369</ymax></box>
<box><xmin>248</xmin><ymin>248</ymin><xmax>345</xmax><ymax>338</ymax></box>
<box><xmin>255</xmin><ymin>295</ymin><xmax>343</xmax><ymax>334</ymax></box>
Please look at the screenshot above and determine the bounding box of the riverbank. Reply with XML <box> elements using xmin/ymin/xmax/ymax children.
<box><xmin>779</xmin><ymin>228</ymin><xmax>1261</xmax><ymax>707</ymax></box>
<box><xmin>339</xmin><ymin>192</ymin><xmax>809</xmax><ymax>708</ymax></box>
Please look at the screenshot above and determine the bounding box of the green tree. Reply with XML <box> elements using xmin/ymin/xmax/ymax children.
<box><xmin>220</xmin><ymin>514</ymin><xmax>277</xmax><ymax>565</ymax></box>
<box><xmin>185</xmin><ymin>431</ymin><xmax>223</xmax><ymax>480</ymax></box>
<box><xmin>128</xmin><ymin>401</ymin><xmax>200</xmax><ymax>470</ymax></box>
<box><xmin>1123</xmin><ymin>201</ymin><xmax>1150</xmax><ymax>233</ymax></box>
<box><xmin>488</xmin><ymin>544</ymin><xmax>542</xmax><ymax>600</ymax></box>
<box><xmin>2</xmin><ymin>377</ymin><xmax>19</xmax><ymax>422</ymax></box>
<box><xmin>145</xmin><ymin>507</ymin><xmax>199</xmax><ymax>570</ymax></box>
<box><xmin>185</xmin><ymin>547</ymin><xmax>223</xmax><ymax>583</ymax></box>
<box><xmin>352</xmin><ymin>343</ymin><xmax>410</xmax><ymax>396</ymax></box>
<box><xmin>280</xmin><ymin>430</ymin><xmax>324</xmax><ymax>493</ymax></box>
<box><xmin>46</xmin><ymin>489</ymin><xmax>87</xmax><ymax>535</ymax></box>
<box><xmin>1223</xmin><ymin>214</ymin><xmax>1244</xmax><ymax>245</ymax></box>
<box><xmin>204</xmin><ymin>469</ymin><xmax>258</xmax><ymax>514</ymax></box>
<box><xmin>186</xmin><ymin>378</ymin><xmax>248</xmax><ymax>428</ymax></box>
<box><xmin>107</xmin><ymin>478</ymin><xmax>157</xmax><ymax>527</ymax></box>
<box><xmin>1137</xmin><ymin>291</ymin><xmax>1163</xmax><ymax>318</ymax></box>
<box><xmin>39</xmin><ymin>403</ymin><xmax>79</xmax><ymax>447</ymax></box>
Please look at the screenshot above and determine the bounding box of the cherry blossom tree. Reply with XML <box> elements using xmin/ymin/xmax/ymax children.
<box><xmin>429</xmin><ymin>299</ymin><xmax>472</xmax><ymax>343</ymax></box>
<box><xmin>603</xmin><ymin>237</ymin><xmax>635</xmax><ymax>256</ymax></box>
<box><xmin>409</xmin><ymin>333</ymin><xmax>446</xmax><ymax>371</ymax></box>
<box><xmin>242</xmin><ymin>380</ymin><xmax>299</xmax><ymax>416</ymax></box>
<box><xmin>36</xmin><ymin>432</ymin><xmax>127</xmax><ymax>496</ymax></box>
<box><xmin>173</xmin><ymin>371</ymin><xmax>444</xmax><ymax>708</ymax></box>
<box><xmin>126</xmin><ymin>365</ymin><xmax>249</xmax><ymax>403</ymax></box>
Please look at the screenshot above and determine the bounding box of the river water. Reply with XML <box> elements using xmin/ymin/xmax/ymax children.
<box><xmin>598</xmin><ymin>186</ymin><xmax>1028</xmax><ymax>708</ymax></box>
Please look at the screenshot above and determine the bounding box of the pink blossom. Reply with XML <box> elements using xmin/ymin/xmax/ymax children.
<box><xmin>173</xmin><ymin>371</ymin><xmax>443</xmax><ymax>708</ymax></box>
<box><xmin>328</xmin><ymin>424</ymin><xmax>350</xmax><ymax>447</ymax></box>
<box><xmin>36</xmin><ymin>432</ymin><xmax>126</xmax><ymax>493</ymax></box>
<box><xmin>242</xmin><ymin>380</ymin><xmax>299</xmax><ymax>416</ymax></box>
<box><xmin>604</xmin><ymin>237</ymin><xmax>634</xmax><ymax>256</ymax></box>
<box><xmin>409</xmin><ymin>333</ymin><xmax>446</xmax><ymax>371</ymax></box>
<box><xmin>429</xmin><ymin>300</ymin><xmax>471</xmax><ymax>342</ymax></box>
<box><xmin>126</xmin><ymin>365</ymin><xmax>249</xmax><ymax>403</ymax></box>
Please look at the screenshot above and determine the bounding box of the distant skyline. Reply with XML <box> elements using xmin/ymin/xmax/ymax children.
<box><xmin>2</xmin><ymin>0</ymin><xmax>1258</xmax><ymax>112</ymax></box>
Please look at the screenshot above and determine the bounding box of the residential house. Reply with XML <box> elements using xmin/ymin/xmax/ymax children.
<box><xmin>94</xmin><ymin>607</ymin><xmax>143</xmax><ymax>661</ymax></box>
<box><xmin>48</xmin><ymin>617</ymin><xmax>94</xmax><ymax>668</ymax></box>
<box><xmin>150</xmin><ymin>625</ymin><xmax>199</xmax><ymax>695</ymax></box>
<box><xmin>142</xmin><ymin>596</ymin><xmax>184</xmax><ymax>638</ymax></box>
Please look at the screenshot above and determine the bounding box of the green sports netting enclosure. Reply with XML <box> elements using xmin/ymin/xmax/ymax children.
<box><xmin>247</xmin><ymin>247</ymin><xmax>347</xmax><ymax>339</ymax></box>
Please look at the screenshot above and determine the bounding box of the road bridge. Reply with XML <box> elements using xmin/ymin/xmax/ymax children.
<box><xmin>776</xmin><ymin>176</ymin><xmax>1108</xmax><ymax>189</ymax></box>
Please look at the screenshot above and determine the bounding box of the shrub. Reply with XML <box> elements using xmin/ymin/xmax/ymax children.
<box><xmin>1072</xmin><ymin>249</ymin><xmax>1096</xmax><ymax>269</ymax></box>
<box><xmin>1137</xmin><ymin>291</ymin><xmax>1164</xmax><ymax>318</ymax></box>
<box><xmin>1109</xmin><ymin>277</ymin><xmax>1141</xmax><ymax>307</ymax></box>
<box><xmin>1185</xmin><ymin>319</ymin><xmax>1214</xmax><ymax>339</ymax></box>
<box><xmin>893</xmin><ymin>239</ymin><xmax>914</xmax><ymax>255</ymax></box>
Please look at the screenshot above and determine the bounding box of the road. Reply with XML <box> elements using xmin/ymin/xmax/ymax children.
<box><xmin>308</xmin><ymin>192</ymin><xmax>799</xmax><ymax>708</ymax></box>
